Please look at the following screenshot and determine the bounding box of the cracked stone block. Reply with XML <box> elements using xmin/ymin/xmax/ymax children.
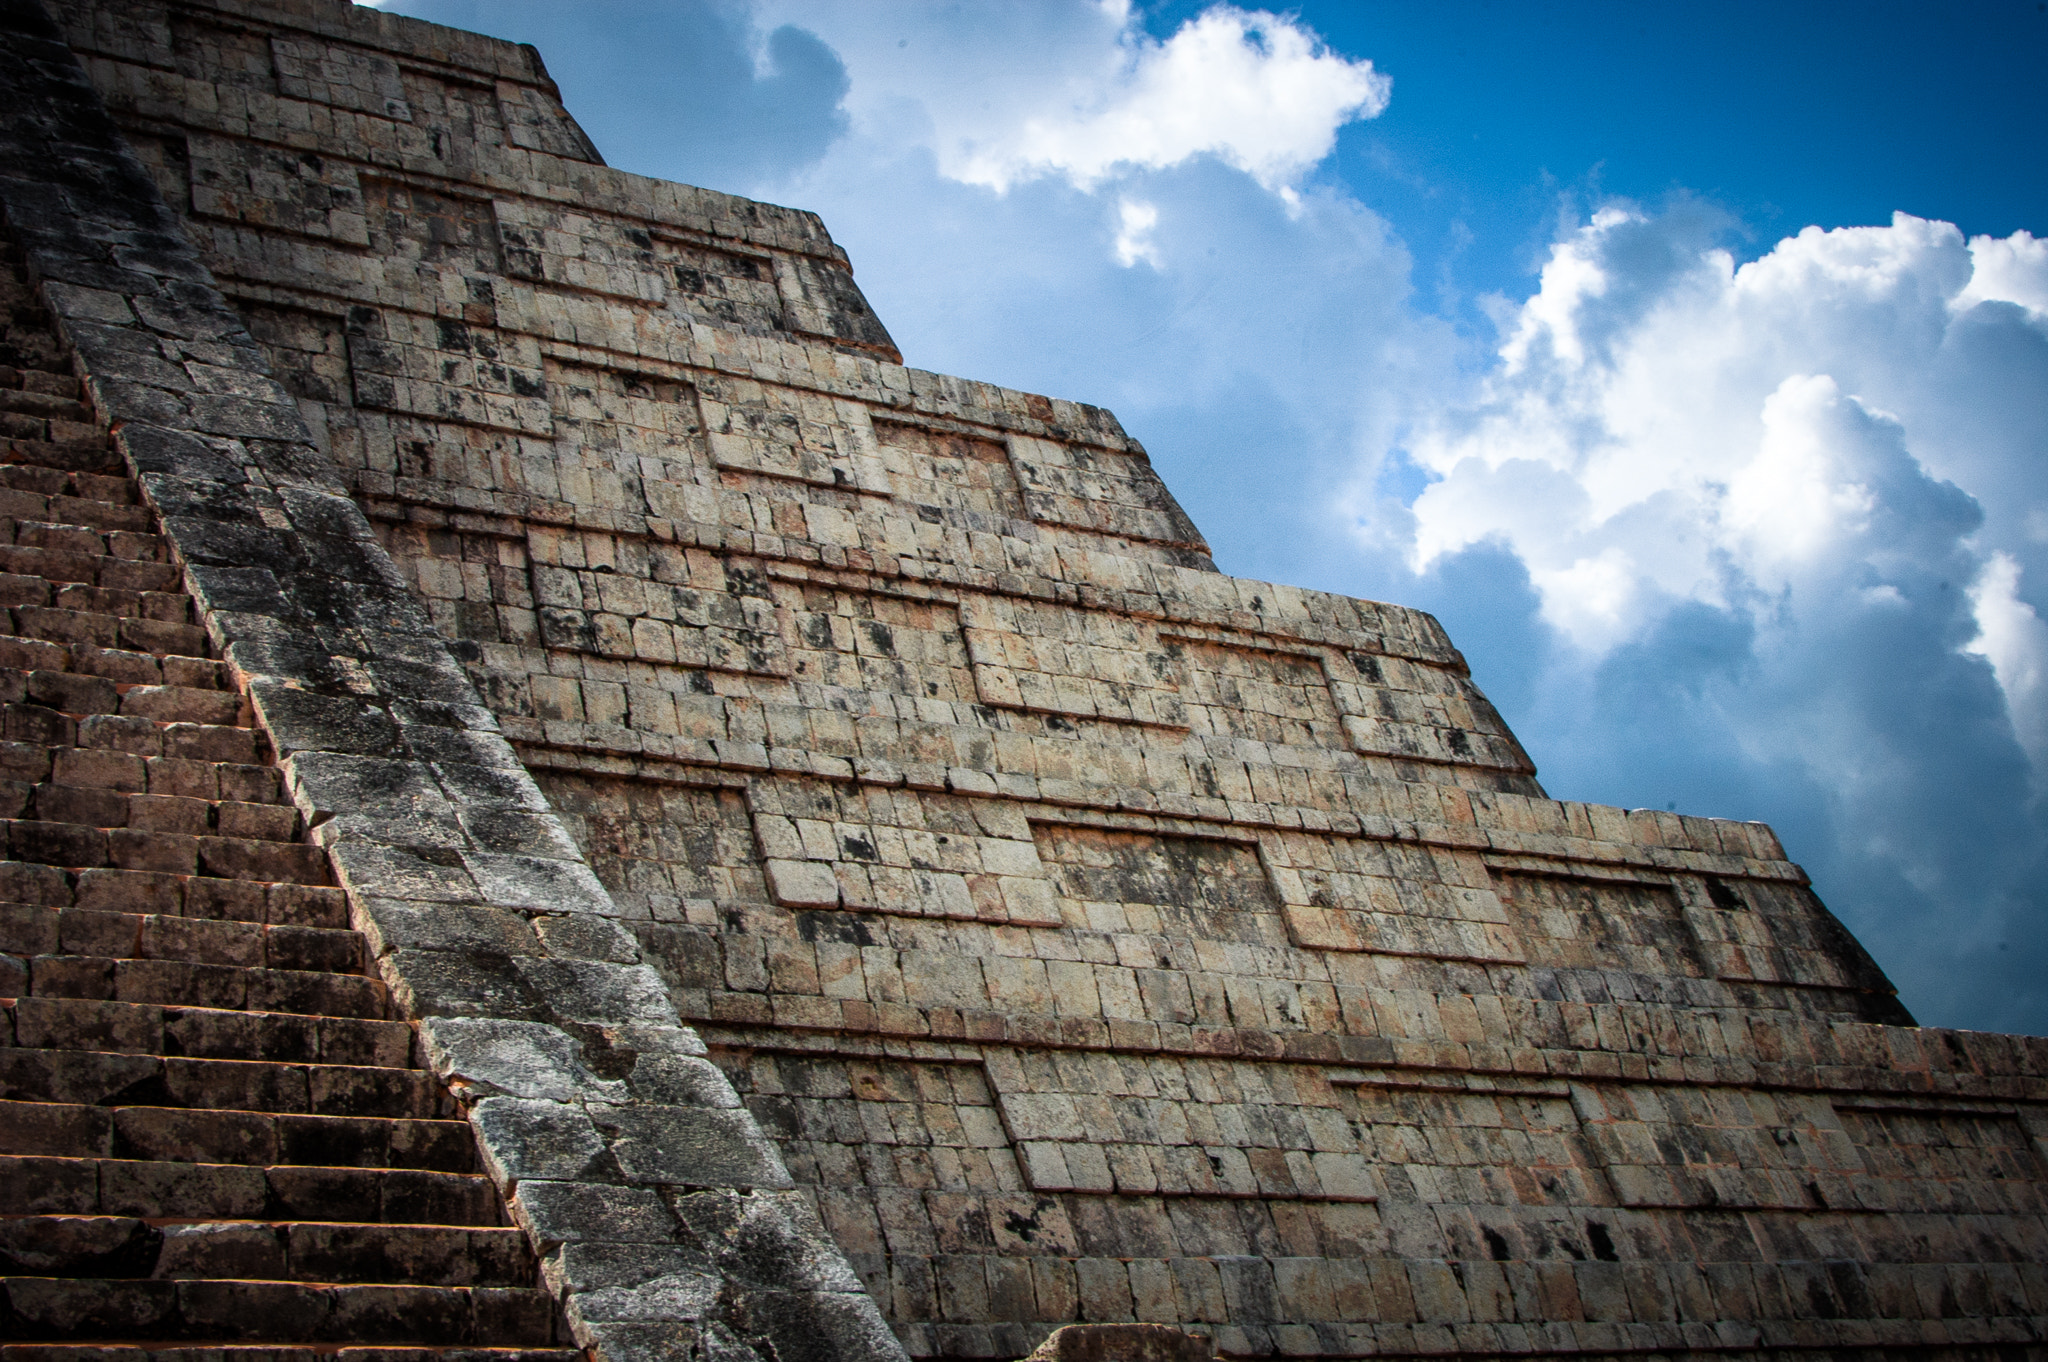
<box><xmin>592</xmin><ymin>1104</ymin><xmax>790</xmax><ymax>1189</ymax></box>
<box><xmin>420</xmin><ymin>1017</ymin><xmax>628</xmax><ymax>1103</ymax></box>
<box><xmin>514</xmin><ymin>1180</ymin><xmax>679</xmax><ymax>1248</ymax></box>
<box><xmin>472</xmin><ymin>1096</ymin><xmax>609</xmax><ymax>1182</ymax></box>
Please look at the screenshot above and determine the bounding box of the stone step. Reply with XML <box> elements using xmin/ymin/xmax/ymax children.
<box><xmin>0</xmin><ymin>1158</ymin><xmax>503</xmax><ymax>1226</ymax></box>
<box><xmin>7</xmin><ymin>997</ymin><xmax>409</xmax><ymax>1067</ymax></box>
<box><xmin>6</xmin><ymin>912</ymin><xmax>354</xmax><ymax>971</ymax></box>
<box><xmin>0</xmin><ymin>677</ymin><xmax>239</xmax><ymax>725</ymax></box>
<box><xmin>0</xmin><ymin>412</ymin><xmax>102</xmax><ymax>447</ymax></box>
<box><xmin>8</xmin><ymin>609</ymin><xmax>202</xmax><ymax>660</ymax></box>
<box><xmin>0</xmin><ymin>436</ymin><xmax>122</xmax><ymax>478</ymax></box>
<box><xmin>0</xmin><ymin>467</ymin><xmax>128</xmax><ymax>499</ymax></box>
<box><xmin>0</xmin><ymin>1050</ymin><xmax>440</xmax><ymax>1119</ymax></box>
<box><xmin>0</xmin><ymin>1217</ymin><xmax>533</xmax><ymax>1286</ymax></box>
<box><xmin>0</xmin><ymin>1345</ymin><xmax>577</xmax><ymax>1362</ymax></box>
<box><xmin>8</xmin><ymin>521</ymin><xmax>159</xmax><ymax>559</ymax></box>
<box><xmin>24</xmin><ymin>955</ymin><xmax>383</xmax><ymax>1018</ymax></box>
<box><xmin>72</xmin><ymin>719</ymin><xmax>260</xmax><ymax>768</ymax></box>
<box><xmin>0</xmin><ymin>649</ymin><xmax>228</xmax><ymax>693</ymax></box>
<box><xmin>0</xmin><ymin>790</ymin><xmax>298</xmax><ymax>841</ymax></box>
<box><xmin>14</xmin><ymin>752</ymin><xmax>285</xmax><ymax>810</ymax></box>
<box><xmin>0</xmin><ymin>1101</ymin><xmax>473</xmax><ymax>1171</ymax></box>
<box><xmin>3</xmin><ymin>683</ymin><xmax>245</xmax><ymax>728</ymax></box>
<box><xmin>24</xmin><ymin>584</ymin><xmax>192</xmax><ymax>629</ymax></box>
<box><xmin>0</xmin><ymin>390</ymin><xmax>91</xmax><ymax>424</ymax></box>
<box><xmin>0</xmin><ymin>430</ymin><xmax>113</xmax><ymax>462</ymax></box>
<box><xmin>0</xmin><ymin>496</ymin><xmax>146</xmax><ymax>536</ymax></box>
<box><xmin>0</xmin><ymin>370</ymin><xmax>77</xmax><ymax>395</ymax></box>
<box><xmin>2</xmin><ymin>827</ymin><xmax>326</xmax><ymax>879</ymax></box>
<box><xmin>0</xmin><ymin>1277</ymin><xmax>552</xmax><ymax>1344</ymax></box>
<box><xmin>48</xmin><ymin>721</ymin><xmax>261</xmax><ymax>770</ymax></box>
<box><xmin>0</xmin><ymin>877</ymin><xmax>346</xmax><ymax>929</ymax></box>
<box><xmin>0</xmin><ymin>390</ymin><xmax>90</xmax><ymax>425</ymax></box>
<box><xmin>0</xmin><ymin>542</ymin><xmax>179</xmax><ymax>590</ymax></box>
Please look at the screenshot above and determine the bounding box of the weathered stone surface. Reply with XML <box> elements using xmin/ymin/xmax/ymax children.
<box><xmin>1025</xmin><ymin>1325</ymin><xmax>1214</xmax><ymax>1362</ymax></box>
<box><xmin>594</xmin><ymin>1104</ymin><xmax>792</xmax><ymax>1189</ymax></box>
<box><xmin>419</xmin><ymin>1018</ymin><xmax>628</xmax><ymax>1103</ymax></box>
<box><xmin>514</xmin><ymin>1181</ymin><xmax>679</xmax><ymax>1247</ymax></box>
<box><xmin>471</xmin><ymin>1096</ymin><xmax>610</xmax><ymax>1182</ymax></box>
<box><xmin>9</xmin><ymin>0</ymin><xmax>2048</xmax><ymax>1357</ymax></box>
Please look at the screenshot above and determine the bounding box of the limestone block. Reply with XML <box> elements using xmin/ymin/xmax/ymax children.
<box><xmin>354</xmin><ymin>896</ymin><xmax>542</xmax><ymax>958</ymax></box>
<box><xmin>671</xmin><ymin>1188</ymin><xmax>869</xmax><ymax>1294</ymax></box>
<box><xmin>467</xmin><ymin>849</ymin><xmax>615</xmax><ymax>913</ymax></box>
<box><xmin>766</xmin><ymin>857</ymin><xmax>839</xmax><ymax>907</ymax></box>
<box><xmin>1020</xmin><ymin>1324</ymin><xmax>1211</xmax><ymax>1362</ymax></box>
<box><xmin>420</xmin><ymin>1016</ymin><xmax>629</xmax><ymax>1102</ymax></box>
<box><xmin>536</xmin><ymin>912</ymin><xmax>643</xmax><ymax>963</ymax></box>
<box><xmin>514</xmin><ymin>957</ymin><xmax>678</xmax><ymax>1025</ymax></box>
<box><xmin>514</xmin><ymin>1180</ymin><xmax>679</xmax><ymax>1247</ymax></box>
<box><xmin>566</xmin><ymin>1269</ymin><xmax>724</xmax><ymax>1326</ymax></box>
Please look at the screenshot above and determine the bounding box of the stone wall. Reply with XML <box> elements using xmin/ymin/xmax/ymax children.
<box><xmin>29</xmin><ymin>0</ymin><xmax>2048</xmax><ymax>1356</ymax></box>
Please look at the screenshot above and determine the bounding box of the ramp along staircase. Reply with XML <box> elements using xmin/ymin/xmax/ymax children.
<box><xmin>0</xmin><ymin>236</ymin><xmax>574</xmax><ymax>1361</ymax></box>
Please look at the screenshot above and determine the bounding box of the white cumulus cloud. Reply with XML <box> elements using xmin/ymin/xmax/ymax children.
<box><xmin>1395</xmin><ymin>205</ymin><xmax>2048</xmax><ymax>1028</ymax></box>
<box><xmin>1410</xmin><ymin>210</ymin><xmax>2048</xmax><ymax>671</ymax></box>
<box><xmin>1958</xmin><ymin>230</ymin><xmax>2048</xmax><ymax>316</ymax></box>
<box><xmin>758</xmin><ymin>1</ymin><xmax>1387</xmax><ymax>198</ymax></box>
<box><xmin>947</xmin><ymin>4</ymin><xmax>1389</xmax><ymax>191</ymax></box>
<box><xmin>1111</xmin><ymin>197</ymin><xmax>1162</xmax><ymax>267</ymax></box>
<box><xmin>1968</xmin><ymin>552</ymin><xmax>2048</xmax><ymax>770</ymax></box>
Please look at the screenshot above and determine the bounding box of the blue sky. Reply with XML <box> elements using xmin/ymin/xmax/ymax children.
<box><xmin>367</xmin><ymin>0</ymin><xmax>2048</xmax><ymax>1034</ymax></box>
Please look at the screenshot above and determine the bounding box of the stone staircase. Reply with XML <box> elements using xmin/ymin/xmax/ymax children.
<box><xmin>0</xmin><ymin>240</ymin><xmax>573</xmax><ymax>1359</ymax></box>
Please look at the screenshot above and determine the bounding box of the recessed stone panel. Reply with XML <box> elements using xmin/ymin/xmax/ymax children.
<box><xmin>1837</xmin><ymin>1104</ymin><xmax>2048</xmax><ymax>1214</ymax></box>
<box><xmin>787</xmin><ymin>586</ymin><xmax>974</xmax><ymax>702</ymax></box>
<box><xmin>701</xmin><ymin>382</ymin><xmax>891</xmax><ymax>494</ymax></box>
<box><xmin>1032</xmin><ymin>824</ymin><xmax>1280</xmax><ymax>945</ymax></box>
<box><xmin>748</xmin><ymin>781</ymin><xmax>1057</xmax><ymax>925</ymax></box>
<box><xmin>1493</xmin><ymin>870</ymin><xmax>1707</xmax><ymax>979</ymax></box>
<box><xmin>1266</xmin><ymin>834</ymin><xmax>1522</xmax><ymax>963</ymax></box>
<box><xmin>1168</xmin><ymin>637</ymin><xmax>1345</xmax><ymax>750</ymax></box>
<box><xmin>187</xmin><ymin>129</ymin><xmax>369</xmax><ymax>245</ymax></box>
<box><xmin>1006</xmin><ymin>435</ymin><xmax>1205</xmax><ymax>548</ymax></box>
<box><xmin>492</xmin><ymin>198</ymin><xmax>666</xmax><ymax>302</ymax></box>
<box><xmin>874</xmin><ymin>421</ymin><xmax>1027</xmax><ymax>524</ymax></box>
<box><xmin>271</xmin><ymin>34</ymin><xmax>412</xmax><ymax>119</ymax></box>
<box><xmin>365</xmin><ymin>178</ymin><xmax>502</xmax><ymax>271</ymax></box>
<box><xmin>963</xmin><ymin>597</ymin><xmax>1185</xmax><ymax>728</ymax></box>
<box><xmin>346</xmin><ymin>305</ymin><xmax>552</xmax><ymax>436</ymax></box>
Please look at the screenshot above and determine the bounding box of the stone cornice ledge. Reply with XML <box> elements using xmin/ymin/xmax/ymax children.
<box><xmin>0</xmin><ymin>5</ymin><xmax>906</xmax><ymax>1361</ymax></box>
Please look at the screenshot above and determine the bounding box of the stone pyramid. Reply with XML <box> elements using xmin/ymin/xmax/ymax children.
<box><xmin>1</xmin><ymin>1</ymin><xmax>2044</xmax><ymax>1359</ymax></box>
